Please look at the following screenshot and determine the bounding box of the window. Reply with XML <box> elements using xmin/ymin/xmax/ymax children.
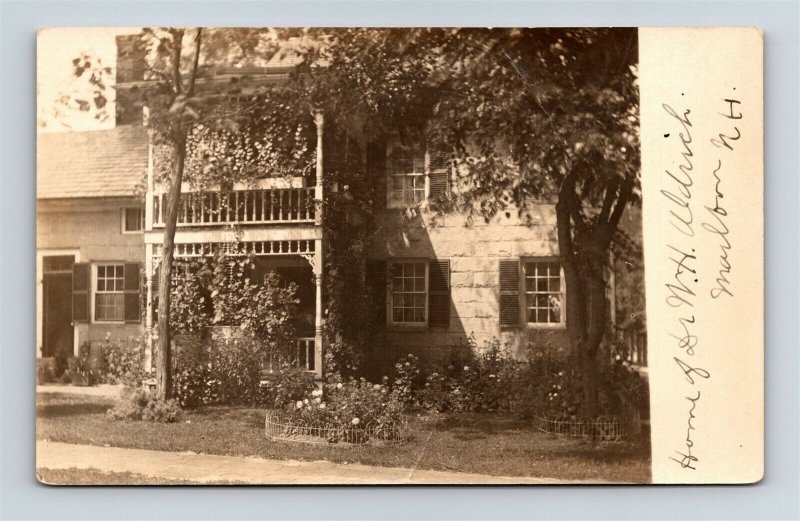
<box><xmin>388</xmin><ymin>148</ymin><xmax>426</xmax><ymax>207</ymax></box>
<box><xmin>390</xmin><ymin>261</ymin><xmax>427</xmax><ymax>324</ymax></box>
<box><xmin>122</xmin><ymin>207</ymin><xmax>144</xmax><ymax>233</ymax></box>
<box><xmin>95</xmin><ymin>264</ymin><xmax>124</xmax><ymax>321</ymax></box>
<box><xmin>523</xmin><ymin>261</ymin><xmax>564</xmax><ymax>325</ymax></box>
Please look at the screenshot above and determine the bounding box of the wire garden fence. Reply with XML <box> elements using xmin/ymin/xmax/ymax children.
<box><xmin>264</xmin><ymin>410</ymin><xmax>408</xmax><ymax>445</ymax></box>
<box><xmin>534</xmin><ymin>413</ymin><xmax>642</xmax><ymax>442</ymax></box>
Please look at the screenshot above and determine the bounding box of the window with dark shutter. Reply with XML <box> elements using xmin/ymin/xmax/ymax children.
<box><xmin>72</xmin><ymin>263</ymin><xmax>90</xmax><ymax>323</ymax></box>
<box><xmin>365</xmin><ymin>260</ymin><xmax>387</xmax><ymax>325</ymax></box>
<box><xmin>124</xmin><ymin>263</ymin><xmax>141</xmax><ymax>323</ymax></box>
<box><xmin>428</xmin><ymin>259</ymin><xmax>450</xmax><ymax>328</ymax></box>
<box><xmin>428</xmin><ymin>150</ymin><xmax>451</xmax><ymax>202</ymax></box>
<box><xmin>499</xmin><ymin>259</ymin><xmax>521</xmax><ymax>328</ymax></box>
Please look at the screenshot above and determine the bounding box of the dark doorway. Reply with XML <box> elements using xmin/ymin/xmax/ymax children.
<box><xmin>43</xmin><ymin>255</ymin><xmax>74</xmax><ymax>360</ymax></box>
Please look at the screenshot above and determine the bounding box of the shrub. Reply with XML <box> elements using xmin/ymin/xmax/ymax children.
<box><xmin>172</xmin><ymin>335</ymin><xmax>273</xmax><ymax>408</ymax></box>
<box><xmin>391</xmin><ymin>354</ymin><xmax>422</xmax><ymax>407</ymax></box>
<box><xmin>261</xmin><ymin>364</ymin><xmax>317</xmax><ymax>408</ymax></box>
<box><xmin>285</xmin><ymin>378</ymin><xmax>407</xmax><ymax>443</ymax></box>
<box><xmin>66</xmin><ymin>344</ymin><xmax>96</xmax><ymax>385</ymax></box>
<box><xmin>107</xmin><ymin>386</ymin><xmax>183</xmax><ymax>423</ymax></box>
<box><xmin>99</xmin><ymin>337</ymin><xmax>146</xmax><ymax>386</ymax></box>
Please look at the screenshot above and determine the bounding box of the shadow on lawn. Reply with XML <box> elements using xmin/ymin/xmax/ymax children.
<box><xmin>37</xmin><ymin>400</ymin><xmax>111</xmax><ymax>418</ymax></box>
<box><xmin>423</xmin><ymin>414</ymin><xmax>531</xmax><ymax>441</ymax></box>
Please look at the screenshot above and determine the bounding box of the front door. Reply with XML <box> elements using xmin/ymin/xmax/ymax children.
<box><xmin>42</xmin><ymin>255</ymin><xmax>74</xmax><ymax>359</ymax></box>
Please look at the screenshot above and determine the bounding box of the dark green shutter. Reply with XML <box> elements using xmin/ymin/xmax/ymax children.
<box><xmin>71</xmin><ymin>263</ymin><xmax>90</xmax><ymax>323</ymax></box>
<box><xmin>365</xmin><ymin>260</ymin><xmax>387</xmax><ymax>325</ymax></box>
<box><xmin>428</xmin><ymin>259</ymin><xmax>450</xmax><ymax>328</ymax></box>
<box><xmin>124</xmin><ymin>263</ymin><xmax>141</xmax><ymax>323</ymax></box>
<box><xmin>499</xmin><ymin>259</ymin><xmax>521</xmax><ymax>328</ymax></box>
<box><xmin>428</xmin><ymin>150</ymin><xmax>451</xmax><ymax>201</ymax></box>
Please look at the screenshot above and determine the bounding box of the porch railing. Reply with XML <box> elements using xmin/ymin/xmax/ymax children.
<box><xmin>152</xmin><ymin>187</ymin><xmax>315</xmax><ymax>227</ymax></box>
<box><xmin>263</xmin><ymin>337</ymin><xmax>317</xmax><ymax>375</ymax></box>
<box><xmin>619</xmin><ymin>323</ymin><xmax>647</xmax><ymax>367</ymax></box>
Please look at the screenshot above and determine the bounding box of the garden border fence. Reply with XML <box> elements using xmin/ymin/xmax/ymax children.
<box><xmin>264</xmin><ymin>410</ymin><xmax>408</xmax><ymax>445</ymax></box>
<box><xmin>534</xmin><ymin>413</ymin><xmax>641</xmax><ymax>441</ymax></box>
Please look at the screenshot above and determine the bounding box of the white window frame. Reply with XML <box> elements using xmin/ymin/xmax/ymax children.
<box><xmin>121</xmin><ymin>207</ymin><xmax>145</xmax><ymax>234</ymax></box>
<box><xmin>388</xmin><ymin>259</ymin><xmax>429</xmax><ymax>328</ymax></box>
<box><xmin>92</xmin><ymin>263</ymin><xmax>125</xmax><ymax>323</ymax></box>
<box><xmin>522</xmin><ymin>257</ymin><xmax>567</xmax><ymax>329</ymax></box>
<box><xmin>386</xmin><ymin>142</ymin><xmax>430</xmax><ymax>209</ymax></box>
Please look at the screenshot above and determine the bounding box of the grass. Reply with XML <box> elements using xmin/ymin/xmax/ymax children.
<box><xmin>37</xmin><ymin>392</ymin><xmax>651</xmax><ymax>483</ymax></box>
<box><xmin>37</xmin><ymin>467</ymin><xmax>245</xmax><ymax>485</ymax></box>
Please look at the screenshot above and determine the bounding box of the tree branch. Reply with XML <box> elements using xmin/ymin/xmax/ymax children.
<box><xmin>170</xmin><ymin>29</ymin><xmax>185</xmax><ymax>95</ymax></box>
<box><xmin>598</xmin><ymin>179</ymin><xmax>619</xmax><ymax>225</ymax></box>
<box><xmin>186</xmin><ymin>28</ymin><xmax>203</xmax><ymax>97</ymax></box>
<box><xmin>607</xmin><ymin>175</ymin><xmax>634</xmax><ymax>232</ymax></box>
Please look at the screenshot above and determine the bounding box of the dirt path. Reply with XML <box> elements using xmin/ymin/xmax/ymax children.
<box><xmin>36</xmin><ymin>440</ymin><xmax>604</xmax><ymax>485</ymax></box>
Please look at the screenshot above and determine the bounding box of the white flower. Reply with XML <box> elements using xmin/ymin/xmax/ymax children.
<box><xmin>373</xmin><ymin>384</ymin><xmax>382</xmax><ymax>391</ymax></box>
<box><xmin>314</xmin><ymin>397</ymin><xmax>322</xmax><ymax>404</ymax></box>
<box><xmin>336</xmin><ymin>383</ymin><xmax>343</xmax><ymax>389</ymax></box>
<box><xmin>463</xmin><ymin>366</ymin><xmax>469</xmax><ymax>371</ymax></box>
<box><xmin>489</xmin><ymin>374</ymin><xmax>496</xmax><ymax>378</ymax></box>
<box><xmin>558</xmin><ymin>371</ymin><xmax>565</xmax><ymax>377</ymax></box>
<box><xmin>615</xmin><ymin>355</ymin><xmax>622</xmax><ymax>361</ymax></box>
<box><xmin>295</xmin><ymin>401</ymin><xmax>303</xmax><ymax>409</ymax></box>
<box><xmin>303</xmin><ymin>398</ymin><xmax>309</xmax><ymax>405</ymax></box>
<box><xmin>319</xmin><ymin>403</ymin><xmax>326</xmax><ymax>409</ymax></box>
<box><xmin>351</xmin><ymin>417</ymin><xmax>360</xmax><ymax>425</ymax></box>
<box><xmin>311</xmin><ymin>389</ymin><xmax>322</xmax><ymax>397</ymax></box>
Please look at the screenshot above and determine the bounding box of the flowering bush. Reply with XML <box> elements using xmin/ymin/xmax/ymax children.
<box><xmin>172</xmin><ymin>336</ymin><xmax>265</xmax><ymax>408</ymax></box>
<box><xmin>260</xmin><ymin>364</ymin><xmax>317</xmax><ymax>408</ymax></box>
<box><xmin>392</xmin><ymin>354</ymin><xmax>422</xmax><ymax>407</ymax></box>
<box><xmin>99</xmin><ymin>336</ymin><xmax>146</xmax><ymax>386</ymax></box>
<box><xmin>283</xmin><ymin>378</ymin><xmax>407</xmax><ymax>443</ymax></box>
<box><xmin>107</xmin><ymin>386</ymin><xmax>183</xmax><ymax>423</ymax></box>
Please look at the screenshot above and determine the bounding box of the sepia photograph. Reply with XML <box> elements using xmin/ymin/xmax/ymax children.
<box><xmin>36</xmin><ymin>26</ymin><xmax>651</xmax><ymax>485</ymax></box>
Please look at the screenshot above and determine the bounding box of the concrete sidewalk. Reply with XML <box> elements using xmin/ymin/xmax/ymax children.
<box><xmin>36</xmin><ymin>440</ymin><xmax>598</xmax><ymax>485</ymax></box>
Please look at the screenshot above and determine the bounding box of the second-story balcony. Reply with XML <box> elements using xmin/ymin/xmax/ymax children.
<box><xmin>151</xmin><ymin>186</ymin><xmax>316</xmax><ymax>228</ymax></box>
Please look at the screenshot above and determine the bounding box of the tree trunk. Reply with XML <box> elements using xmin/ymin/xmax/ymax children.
<box><xmin>155</xmin><ymin>141</ymin><xmax>187</xmax><ymax>400</ymax></box>
<box><xmin>555</xmin><ymin>181</ymin><xmax>611</xmax><ymax>418</ymax></box>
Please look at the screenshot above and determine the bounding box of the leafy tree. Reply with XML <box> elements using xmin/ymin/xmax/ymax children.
<box><xmin>71</xmin><ymin>27</ymin><xmax>309</xmax><ymax>399</ymax></box>
<box><xmin>299</xmin><ymin>28</ymin><xmax>640</xmax><ymax>414</ymax></box>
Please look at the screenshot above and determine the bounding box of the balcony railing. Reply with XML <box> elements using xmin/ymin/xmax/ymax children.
<box><xmin>151</xmin><ymin>187</ymin><xmax>316</xmax><ymax>227</ymax></box>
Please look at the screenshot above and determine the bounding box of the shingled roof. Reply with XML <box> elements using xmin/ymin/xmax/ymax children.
<box><xmin>37</xmin><ymin>125</ymin><xmax>148</xmax><ymax>199</ymax></box>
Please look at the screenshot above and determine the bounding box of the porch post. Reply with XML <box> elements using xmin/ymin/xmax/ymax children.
<box><xmin>144</xmin><ymin>119</ymin><xmax>155</xmax><ymax>372</ymax></box>
<box><xmin>144</xmin><ymin>243</ymin><xmax>154</xmax><ymax>372</ymax></box>
<box><xmin>313</xmin><ymin>109</ymin><xmax>324</xmax><ymax>376</ymax></box>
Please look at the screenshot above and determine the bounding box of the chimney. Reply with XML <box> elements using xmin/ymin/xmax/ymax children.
<box><xmin>115</xmin><ymin>34</ymin><xmax>145</xmax><ymax>83</ymax></box>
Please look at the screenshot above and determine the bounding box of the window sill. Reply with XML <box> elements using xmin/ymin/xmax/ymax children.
<box><xmin>388</xmin><ymin>323</ymin><xmax>428</xmax><ymax>332</ymax></box>
<box><xmin>525</xmin><ymin>323</ymin><xmax>567</xmax><ymax>330</ymax></box>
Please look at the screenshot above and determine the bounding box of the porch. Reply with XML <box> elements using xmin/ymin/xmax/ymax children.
<box><xmin>142</xmin><ymin>110</ymin><xmax>326</xmax><ymax>378</ymax></box>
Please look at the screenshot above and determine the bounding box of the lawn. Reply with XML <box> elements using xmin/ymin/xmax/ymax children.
<box><xmin>37</xmin><ymin>467</ymin><xmax>245</xmax><ymax>485</ymax></box>
<box><xmin>37</xmin><ymin>392</ymin><xmax>651</xmax><ymax>483</ymax></box>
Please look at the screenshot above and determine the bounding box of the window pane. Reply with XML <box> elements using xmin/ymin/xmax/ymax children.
<box><xmin>414</xmin><ymin>308</ymin><xmax>425</xmax><ymax>322</ymax></box>
<box><xmin>550</xmin><ymin>277</ymin><xmax>561</xmax><ymax>292</ymax></box>
<box><xmin>537</xmin><ymin>309</ymin><xmax>548</xmax><ymax>323</ymax></box>
<box><xmin>393</xmin><ymin>308</ymin><xmax>403</xmax><ymax>322</ymax></box>
<box><xmin>537</xmin><ymin>278</ymin><xmax>549</xmax><ymax>291</ymax></box>
<box><xmin>550</xmin><ymin>308</ymin><xmax>561</xmax><ymax>323</ymax></box>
